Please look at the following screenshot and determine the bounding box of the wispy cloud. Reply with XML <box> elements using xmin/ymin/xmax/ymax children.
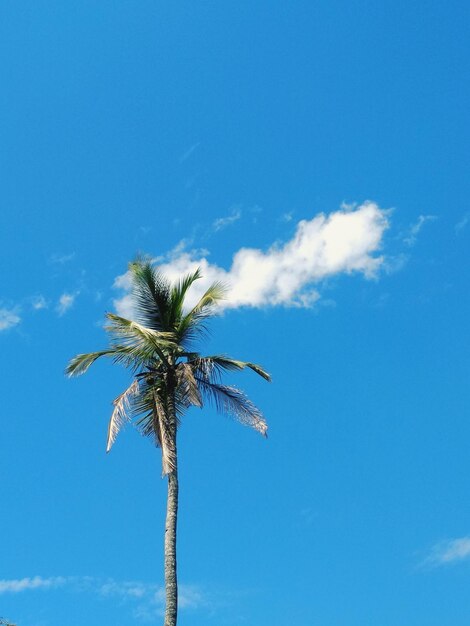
<box><xmin>49</xmin><ymin>252</ymin><xmax>76</xmax><ymax>265</ymax></box>
<box><xmin>179</xmin><ymin>142</ymin><xmax>200</xmax><ymax>163</ymax></box>
<box><xmin>56</xmin><ymin>293</ymin><xmax>77</xmax><ymax>316</ymax></box>
<box><xmin>280</xmin><ymin>211</ymin><xmax>293</xmax><ymax>223</ymax></box>
<box><xmin>0</xmin><ymin>575</ymin><xmax>207</xmax><ymax>621</ymax></box>
<box><xmin>383</xmin><ymin>252</ymin><xmax>409</xmax><ymax>275</ymax></box>
<box><xmin>32</xmin><ymin>295</ymin><xmax>48</xmax><ymax>310</ymax></box>
<box><xmin>403</xmin><ymin>214</ymin><xmax>437</xmax><ymax>246</ymax></box>
<box><xmin>455</xmin><ymin>212</ymin><xmax>469</xmax><ymax>234</ymax></box>
<box><xmin>0</xmin><ymin>307</ymin><xmax>21</xmax><ymax>331</ymax></box>
<box><xmin>423</xmin><ymin>537</ymin><xmax>470</xmax><ymax>567</ymax></box>
<box><xmin>114</xmin><ymin>201</ymin><xmax>390</xmax><ymax>317</ymax></box>
<box><xmin>297</xmin><ymin>506</ymin><xmax>317</xmax><ymax>527</ymax></box>
<box><xmin>0</xmin><ymin>576</ymin><xmax>66</xmax><ymax>593</ymax></box>
<box><xmin>129</xmin><ymin>583</ymin><xmax>205</xmax><ymax>621</ymax></box>
<box><xmin>212</xmin><ymin>209</ymin><xmax>242</xmax><ymax>232</ymax></box>
<box><xmin>98</xmin><ymin>579</ymin><xmax>154</xmax><ymax>599</ymax></box>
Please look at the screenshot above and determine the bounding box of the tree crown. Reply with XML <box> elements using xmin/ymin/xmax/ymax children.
<box><xmin>66</xmin><ymin>259</ymin><xmax>270</xmax><ymax>474</ymax></box>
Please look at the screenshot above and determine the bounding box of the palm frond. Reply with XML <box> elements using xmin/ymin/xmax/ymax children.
<box><xmin>176</xmin><ymin>362</ymin><xmax>203</xmax><ymax>408</ymax></box>
<box><xmin>191</xmin><ymin>281</ymin><xmax>227</xmax><ymax>314</ymax></box>
<box><xmin>106</xmin><ymin>380</ymin><xmax>140</xmax><ymax>452</ymax></box>
<box><xmin>177</xmin><ymin>281</ymin><xmax>227</xmax><ymax>344</ymax></box>
<box><xmin>66</xmin><ymin>343</ymin><xmax>160</xmax><ymax>378</ymax></box>
<box><xmin>108</xmin><ymin>343</ymin><xmax>157</xmax><ymax>371</ymax></box>
<box><xmin>65</xmin><ymin>350</ymin><xmax>115</xmax><ymax>377</ymax></box>
<box><xmin>196</xmin><ymin>378</ymin><xmax>268</xmax><ymax>437</ymax></box>
<box><xmin>169</xmin><ymin>268</ymin><xmax>202</xmax><ymax>325</ymax></box>
<box><xmin>189</xmin><ymin>355</ymin><xmax>271</xmax><ymax>382</ymax></box>
<box><xmin>239</xmin><ymin>361</ymin><xmax>271</xmax><ymax>382</ymax></box>
<box><xmin>105</xmin><ymin>313</ymin><xmax>180</xmax><ymax>366</ymax></box>
<box><xmin>134</xmin><ymin>389</ymin><xmax>176</xmax><ymax>475</ymax></box>
<box><xmin>128</xmin><ymin>260</ymin><xmax>172</xmax><ymax>331</ymax></box>
<box><xmin>105</xmin><ymin>313</ymin><xmax>176</xmax><ymax>345</ymax></box>
<box><xmin>154</xmin><ymin>394</ymin><xmax>177</xmax><ymax>475</ymax></box>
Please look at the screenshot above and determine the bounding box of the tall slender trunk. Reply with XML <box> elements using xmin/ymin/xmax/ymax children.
<box><xmin>163</xmin><ymin>464</ymin><xmax>178</xmax><ymax>626</ymax></box>
<box><xmin>164</xmin><ymin>373</ymin><xmax>178</xmax><ymax>626</ymax></box>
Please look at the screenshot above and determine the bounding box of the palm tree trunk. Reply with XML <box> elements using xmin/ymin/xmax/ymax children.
<box><xmin>164</xmin><ymin>376</ymin><xmax>178</xmax><ymax>626</ymax></box>
<box><xmin>163</xmin><ymin>463</ymin><xmax>178</xmax><ymax>626</ymax></box>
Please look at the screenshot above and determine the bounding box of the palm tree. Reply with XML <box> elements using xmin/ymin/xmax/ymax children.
<box><xmin>66</xmin><ymin>259</ymin><xmax>270</xmax><ymax>626</ymax></box>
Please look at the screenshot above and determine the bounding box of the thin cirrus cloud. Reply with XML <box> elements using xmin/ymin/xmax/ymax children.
<box><xmin>0</xmin><ymin>575</ymin><xmax>206</xmax><ymax>620</ymax></box>
<box><xmin>212</xmin><ymin>208</ymin><xmax>242</xmax><ymax>232</ymax></box>
<box><xmin>455</xmin><ymin>212</ymin><xmax>469</xmax><ymax>234</ymax></box>
<box><xmin>49</xmin><ymin>252</ymin><xmax>76</xmax><ymax>265</ymax></box>
<box><xmin>0</xmin><ymin>576</ymin><xmax>66</xmax><ymax>593</ymax></box>
<box><xmin>403</xmin><ymin>214</ymin><xmax>437</xmax><ymax>247</ymax></box>
<box><xmin>0</xmin><ymin>307</ymin><xmax>21</xmax><ymax>331</ymax></box>
<box><xmin>97</xmin><ymin>578</ymin><xmax>204</xmax><ymax>614</ymax></box>
<box><xmin>114</xmin><ymin>201</ymin><xmax>390</xmax><ymax>317</ymax></box>
<box><xmin>423</xmin><ymin>537</ymin><xmax>470</xmax><ymax>567</ymax></box>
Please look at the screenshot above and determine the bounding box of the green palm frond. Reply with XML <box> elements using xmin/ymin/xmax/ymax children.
<box><xmin>177</xmin><ymin>281</ymin><xmax>227</xmax><ymax>345</ymax></box>
<box><xmin>195</xmin><ymin>378</ymin><xmax>268</xmax><ymax>437</ymax></box>
<box><xmin>189</xmin><ymin>355</ymin><xmax>271</xmax><ymax>382</ymax></box>
<box><xmin>105</xmin><ymin>313</ymin><xmax>180</xmax><ymax>366</ymax></box>
<box><xmin>107</xmin><ymin>344</ymin><xmax>157</xmax><ymax>371</ymax></box>
<box><xmin>191</xmin><ymin>281</ymin><xmax>227</xmax><ymax>314</ymax></box>
<box><xmin>128</xmin><ymin>260</ymin><xmax>171</xmax><ymax>330</ymax></box>
<box><xmin>169</xmin><ymin>268</ymin><xmax>202</xmax><ymax>324</ymax></box>
<box><xmin>105</xmin><ymin>313</ymin><xmax>177</xmax><ymax>346</ymax></box>
<box><xmin>66</xmin><ymin>350</ymin><xmax>116</xmax><ymax>377</ymax></box>
<box><xmin>66</xmin><ymin>344</ymin><xmax>159</xmax><ymax>377</ymax></box>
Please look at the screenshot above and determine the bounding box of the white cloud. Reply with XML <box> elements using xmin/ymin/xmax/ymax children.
<box><xmin>132</xmin><ymin>584</ymin><xmax>206</xmax><ymax>620</ymax></box>
<box><xmin>56</xmin><ymin>292</ymin><xmax>77</xmax><ymax>316</ymax></box>
<box><xmin>178</xmin><ymin>585</ymin><xmax>204</xmax><ymax>609</ymax></box>
<box><xmin>0</xmin><ymin>307</ymin><xmax>21</xmax><ymax>331</ymax></box>
<box><xmin>0</xmin><ymin>575</ymin><xmax>207</xmax><ymax>621</ymax></box>
<box><xmin>32</xmin><ymin>295</ymin><xmax>48</xmax><ymax>310</ymax></box>
<box><xmin>114</xmin><ymin>201</ymin><xmax>390</xmax><ymax>317</ymax></box>
<box><xmin>455</xmin><ymin>212</ymin><xmax>469</xmax><ymax>234</ymax></box>
<box><xmin>424</xmin><ymin>537</ymin><xmax>470</xmax><ymax>566</ymax></box>
<box><xmin>403</xmin><ymin>214</ymin><xmax>437</xmax><ymax>246</ymax></box>
<box><xmin>98</xmin><ymin>579</ymin><xmax>154</xmax><ymax>599</ymax></box>
<box><xmin>0</xmin><ymin>576</ymin><xmax>66</xmax><ymax>593</ymax></box>
<box><xmin>212</xmin><ymin>209</ymin><xmax>242</xmax><ymax>232</ymax></box>
<box><xmin>383</xmin><ymin>253</ymin><xmax>409</xmax><ymax>275</ymax></box>
<box><xmin>49</xmin><ymin>252</ymin><xmax>75</xmax><ymax>264</ymax></box>
<box><xmin>340</xmin><ymin>201</ymin><xmax>358</xmax><ymax>211</ymax></box>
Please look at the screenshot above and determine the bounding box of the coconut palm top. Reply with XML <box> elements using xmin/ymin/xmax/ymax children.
<box><xmin>66</xmin><ymin>259</ymin><xmax>270</xmax><ymax>475</ymax></box>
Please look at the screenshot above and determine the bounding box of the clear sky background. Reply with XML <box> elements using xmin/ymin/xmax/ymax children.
<box><xmin>1</xmin><ymin>2</ymin><xmax>469</xmax><ymax>625</ymax></box>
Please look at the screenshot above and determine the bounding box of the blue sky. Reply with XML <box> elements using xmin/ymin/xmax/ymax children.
<box><xmin>1</xmin><ymin>1</ymin><xmax>469</xmax><ymax>625</ymax></box>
